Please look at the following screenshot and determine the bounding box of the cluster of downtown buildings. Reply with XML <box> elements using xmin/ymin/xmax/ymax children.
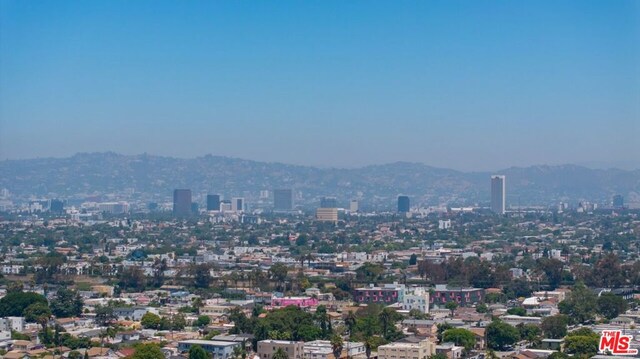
<box><xmin>169</xmin><ymin>175</ymin><xmax>510</xmax><ymax>220</ymax></box>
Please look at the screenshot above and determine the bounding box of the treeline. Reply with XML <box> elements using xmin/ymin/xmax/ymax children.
<box><xmin>228</xmin><ymin>304</ymin><xmax>403</xmax><ymax>352</ymax></box>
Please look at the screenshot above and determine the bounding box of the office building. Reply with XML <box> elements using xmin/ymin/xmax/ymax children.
<box><xmin>173</xmin><ymin>189</ymin><xmax>192</xmax><ymax>217</ymax></box>
<box><xmin>397</xmin><ymin>196</ymin><xmax>410</xmax><ymax>213</ymax></box>
<box><xmin>220</xmin><ymin>200</ymin><xmax>232</xmax><ymax>212</ymax></box>
<box><xmin>350</xmin><ymin>199</ymin><xmax>359</xmax><ymax>212</ymax></box>
<box><xmin>491</xmin><ymin>175</ymin><xmax>506</xmax><ymax>214</ymax></box>
<box><xmin>98</xmin><ymin>202</ymin><xmax>129</xmax><ymax>214</ymax></box>
<box><xmin>316</xmin><ymin>208</ymin><xmax>338</xmax><ymax>222</ymax></box>
<box><xmin>258</xmin><ymin>340</ymin><xmax>305</xmax><ymax>359</ymax></box>
<box><xmin>320</xmin><ymin>196</ymin><xmax>337</xmax><ymax>208</ymax></box>
<box><xmin>207</xmin><ymin>194</ymin><xmax>221</xmax><ymax>211</ymax></box>
<box><xmin>273</xmin><ymin>189</ymin><xmax>294</xmax><ymax>212</ymax></box>
<box><xmin>50</xmin><ymin>199</ymin><xmax>64</xmax><ymax>213</ymax></box>
<box><xmin>613</xmin><ymin>194</ymin><xmax>624</xmax><ymax>208</ymax></box>
<box><xmin>231</xmin><ymin>197</ymin><xmax>245</xmax><ymax>212</ymax></box>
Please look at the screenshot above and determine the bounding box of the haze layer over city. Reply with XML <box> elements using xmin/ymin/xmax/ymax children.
<box><xmin>0</xmin><ymin>2</ymin><xmax>639</xmax><ymax>359</ymax></box>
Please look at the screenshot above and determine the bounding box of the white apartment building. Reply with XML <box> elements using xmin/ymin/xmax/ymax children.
<box><xmin>403</xmin><ymin>288</ymin><xmax>430</xmax><ymax>314</ymax></box>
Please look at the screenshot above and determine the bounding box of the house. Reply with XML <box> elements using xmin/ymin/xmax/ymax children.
<box><xmin>469</xmin><ymin>328</ymin><xmax>486</xmax><ymax>350</ymax></box>
<box><xmin>115</xmin><ymin>331</ymin><xmax>141</xmax><ymax>342</ymax></box>
<box><xmin>11</xmin><ymin>340</ymin><xmax>36</xmax><ymax>351</ymax></box>
<box><xmin>112</xmin><ymin>307</ymin><xmax>155</xmax><ymax>321</ymax></box>
<box><xmin>436</xmin><ymin>342</ymin><xmax>464</xmax><ymax>359</ymax></box>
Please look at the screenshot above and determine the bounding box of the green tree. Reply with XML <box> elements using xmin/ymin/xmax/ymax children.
<box><xmin>517</xmin><ymin>324</ymin><xmax>541</xmax><ymax>346</ymax></box>
<box><xmin>172</xmin><ymin>314</ymin><xmax>187</xmax><ymax>330</ymax></box>
<box><xmin>597</xmin><ymin>293</ymin><xmax>627</xmax><ymax>320</ymax></box>
<box><xmin>130</xmin><ymin>343</ymin><xmax>165</xmax><ymax>359</ymax></box>
<box><xmin>24</xmin><ymin>302</ymin><xmax>52</xmax><ymax>326</ymax></box>
<box><xmin>269</xmin><ymin>263</ymin><xmax>289</xmax><ymax>291</ymax></box>
<box><xmin>195</xmin><ymin>315</ymin><xmax>211</xmax><ymax>328</ymax></box>
<box><xmin>94</xmin><ymin>306</ymin><xmax>116</xmax><ymax>326</ymax></box>
<box><xmin>437</xmin><ymin>323</ymin><xmax>454</xmax><ymax>342</ymax></box>
<box><xmin>541</xmin><ymin>315</ymin><xmax>569</xmax><ymax>339</ymax></box>
<box><xmin>188</xmin><ymin>345</ymin><xmax>209</xmax><ymax>359</ymax></box>
<box><xmin>141</xmin><ymin>312</ymin><xmax>162</xmax><ymax>329</ymax></box>
<box><xmin>0</xmin><ymin>291</ymin><xmax>48</xmax><ymax>317</ymax></box>
<box><xmin>548</xmin><ymin>353</ymin><xmax>570</xmax><ymax>359</ymax></box>
<box><xmin>486</xmin><ymin>320</ymin><xmax>519</xmax><ymax>350</ymax></box>
<box><xmin>445</xmin><ymin>301</ymin><xmax>458</xmax><ymax>318</ymax></box>
<box><xmin>409</xmin><ymin>254</ymin><xmax>418</xmax><ymax>266</ymax></box>
<box><xmin>442</xmin><ymin>328</ymin><xmax>476</xmax><ymax>351</ymax></box>
<box><xmin>50</xmin><ymin>288</ymin><xmax>84</xmax><ymax>318</ymax></box>
<box><xmin>506</xmin><ymin>307</ymin><xmax>526</xmax><ymax>316</ymax></box>
<box><xmin>355</xmin><ymin>262</ymin><xmax>385</xmax><ymax>283</ymax></box>
<box><xmin>558</xmin><ymin>283</ymin><xmax>597</xmax><ymax>325</ymax></box>
<box><xmin>191</xmin><ymin>264</ymin><xmax>213</xmax><ymax>289</ymax></box>
<box><xmin>118</xmin><ymin>266</ymin><xmax>147</xmax><ymax>291</ymax></box>
<box><xmin>564</xmin><ymin>328</ymin><xmax>599</xmax><ymax>357</ymax></box>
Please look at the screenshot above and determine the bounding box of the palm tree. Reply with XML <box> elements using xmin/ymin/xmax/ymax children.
<box><xmin>316</xmin><ymin>305</ymin><xmax>330</xmax><ymax>337</ymax></box>
<box><xmin>344</xmin><ymin>311</ymin><xmax>357</xmax><ymax>338</ymax></box>
<box><xmin>379</xmin><ymin>308</ymin><xmax>393</xmax><ymax>338</ymax></box>
<box><xmin>331</xmin><ymin>334</ymin><xmax>344</xmax><ymax>359</ymax></box>
<box><xmin>364</xmin><ymin>337</ymin><xmax>373</xmax><ymax>359</ymax></box>
<box><xmin>272</xmin><ymin>348</ymin><xmax>288</xmax><ymax>359</ymax></box>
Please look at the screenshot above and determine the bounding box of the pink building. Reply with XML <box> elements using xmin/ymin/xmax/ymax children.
<box><xmin>271</xmin><ymin>296</ymin><xmax>318</xmax><ymax>308</ymax></box>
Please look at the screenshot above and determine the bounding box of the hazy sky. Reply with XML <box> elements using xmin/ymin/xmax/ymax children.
<box><xmin>1</xmin><ymin>1</ymin><xmax>639</xmax><ymax>170</ymax></box>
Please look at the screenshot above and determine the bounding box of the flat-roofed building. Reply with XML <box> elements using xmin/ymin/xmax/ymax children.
<box><xmin>304</xmin><ymin>340</ymin><xmax>366</xmax><ymax>359</ymax></box>
<box><xmin>316</xmin><ymin>208</ymin><xmax>338</xmax><ymax>222</ymax></box>
<box><xmin>377</xmin><ymin>339</ymin><xmax>436</xmax><ymax>359</ymax></box>
<box><xmin>178</xmin><ymin>340</ymin><xmax>241</xmax><ymax>358</ymax></box>
<box><xmin>258</xmin><ymin>340</ymin><xmax>305</xmax><ymax>359</ymax></box>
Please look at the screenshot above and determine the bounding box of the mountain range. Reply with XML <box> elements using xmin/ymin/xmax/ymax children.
<box><xmin>1</xmin><ymin>152</ymin><xmax>638</xmax><ymax>209</ymax></box>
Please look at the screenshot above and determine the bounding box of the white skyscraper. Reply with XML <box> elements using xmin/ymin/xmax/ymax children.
<box><xmin>491</xmin><ymin>175</ymin><xmax>506</xmax><ymax>214</ymax></box>
<box><xmin>349</xmin><ymin>199</ymin><xmax>359</xmax><ymax>212</ymax></box>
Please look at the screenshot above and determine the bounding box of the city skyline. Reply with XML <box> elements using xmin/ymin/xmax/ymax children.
<box><xmin>1</xmin><ymin>1</ymin><xmax>638</xmax><ymax>171</ymax></box>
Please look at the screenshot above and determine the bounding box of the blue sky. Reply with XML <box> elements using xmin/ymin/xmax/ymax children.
<box><xmin>1</xmin><ymin>0</ymin><xmax>638</xmax><ymax>170</ymax></box>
